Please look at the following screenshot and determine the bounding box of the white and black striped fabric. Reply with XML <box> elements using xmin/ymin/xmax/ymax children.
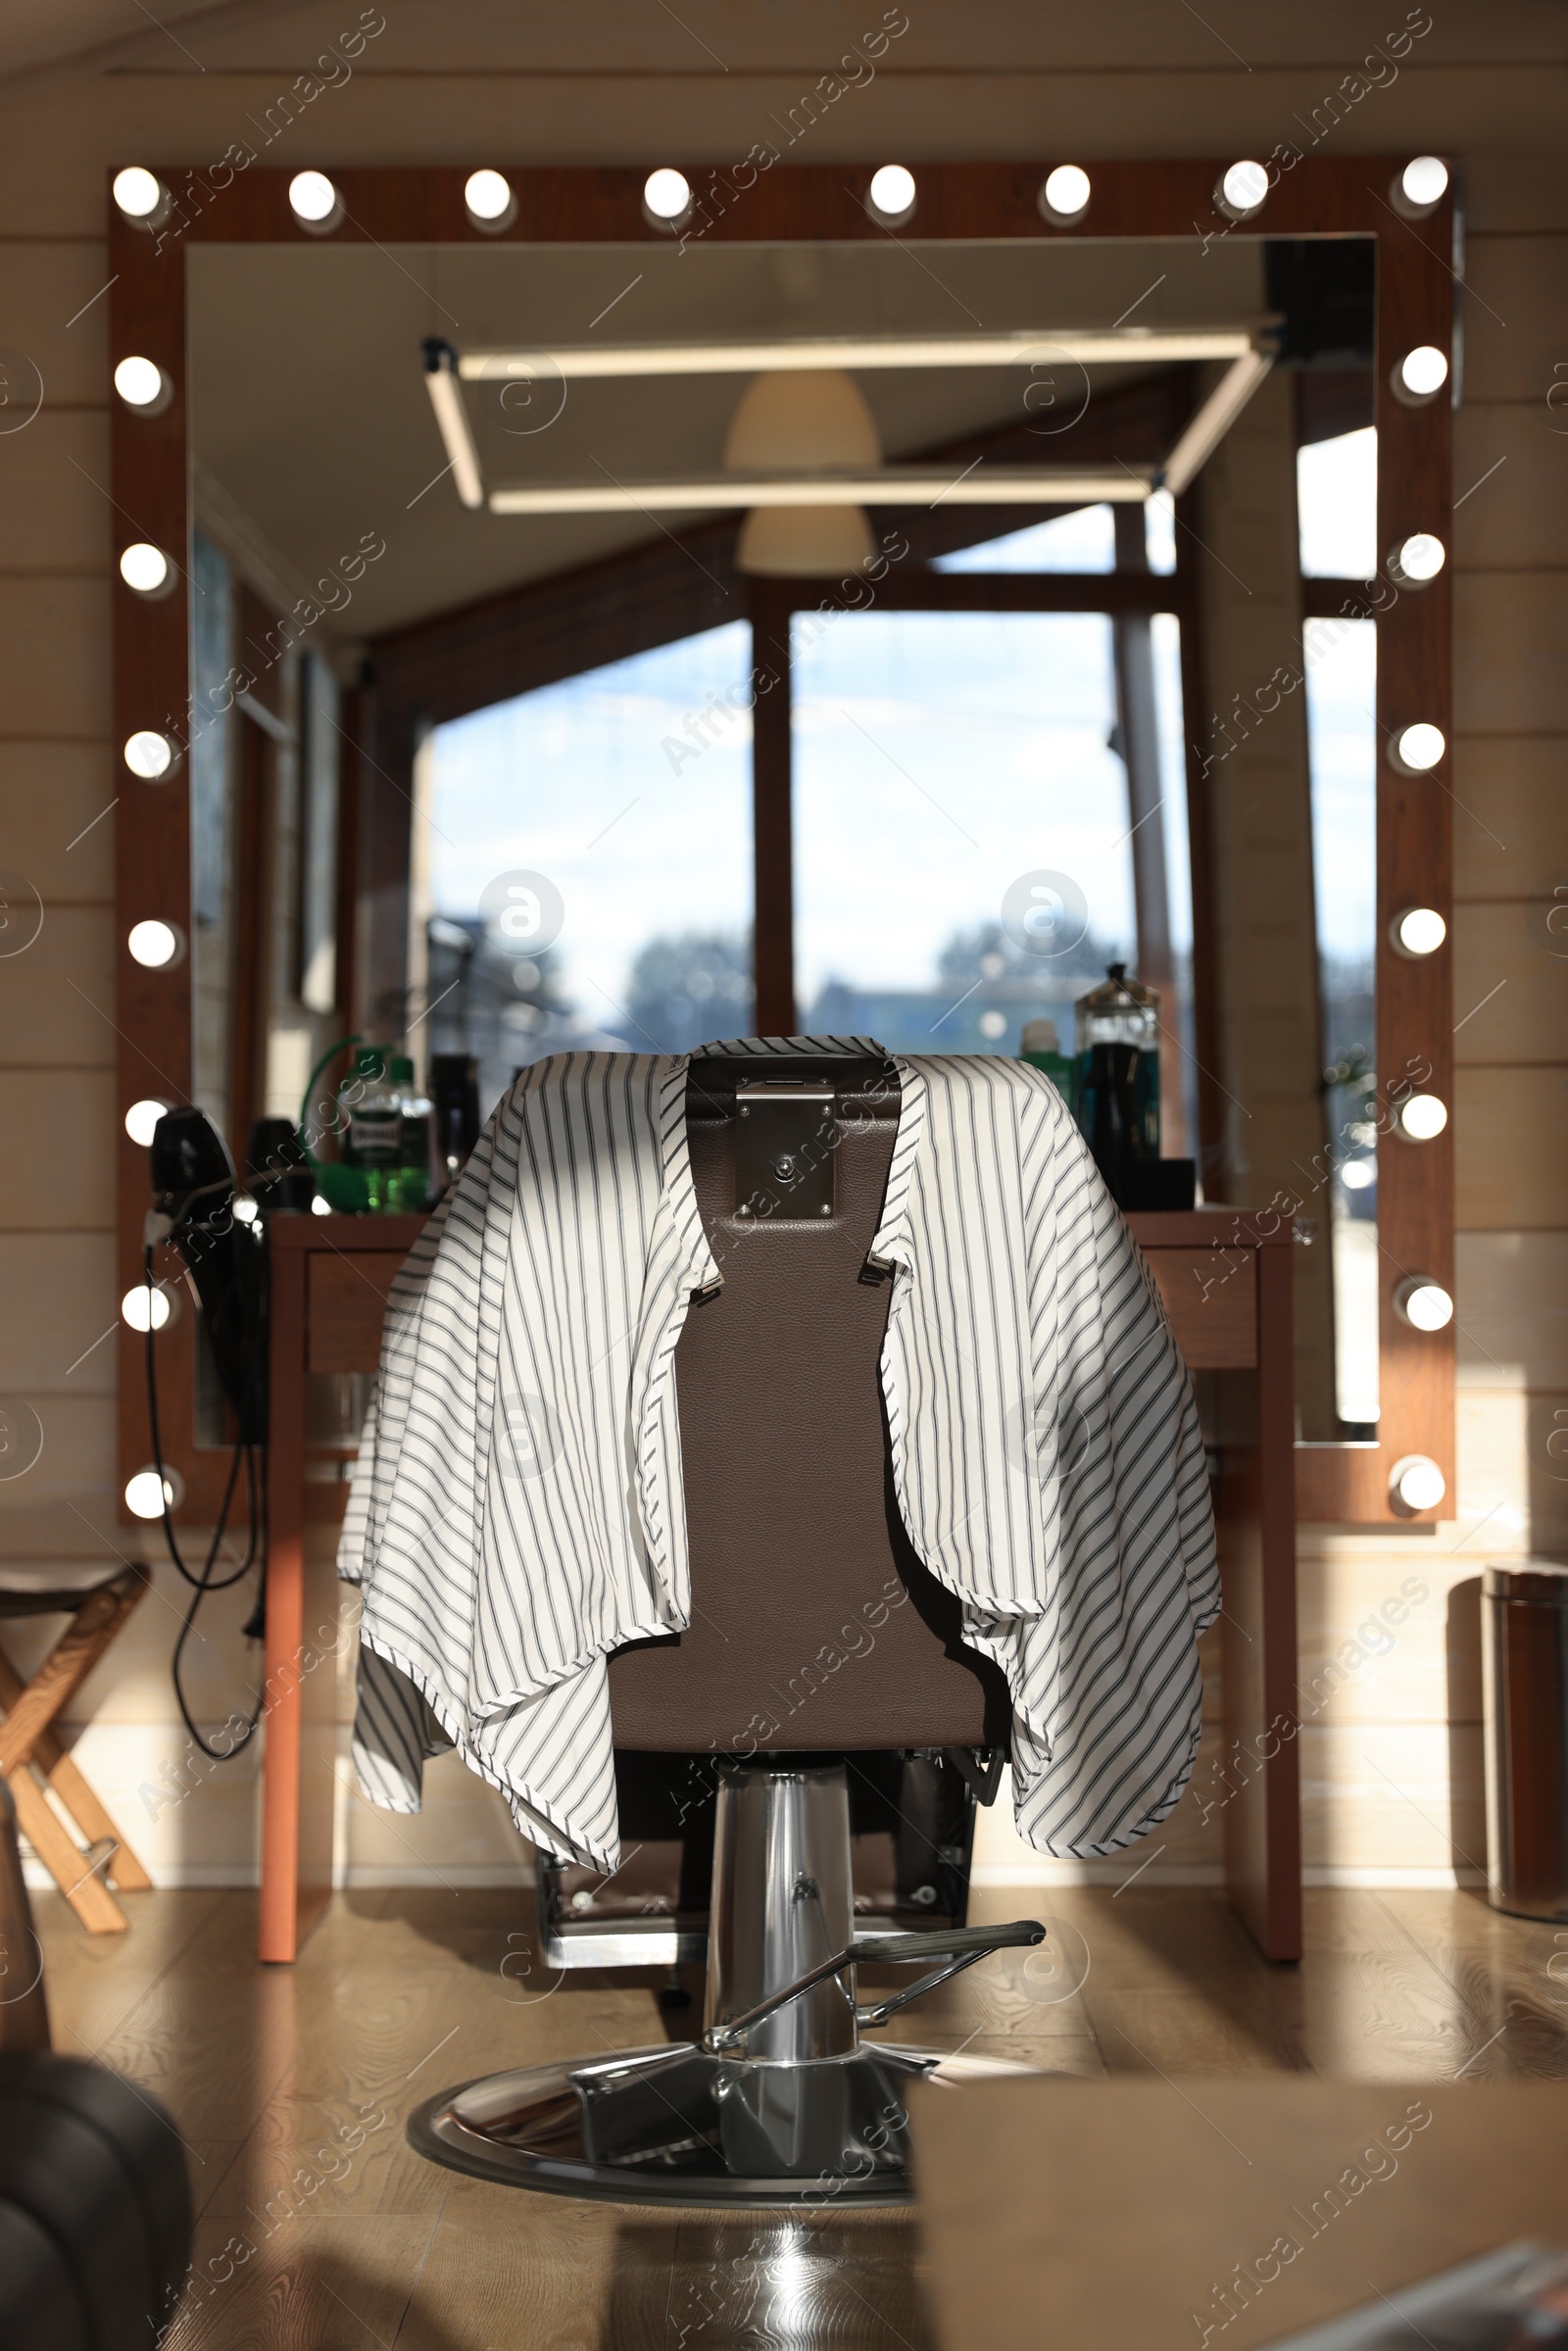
<box><xmin>340</xmin><ymin>1038</ymin><xmax>1218</xmax><ymax>1869</ymax></box>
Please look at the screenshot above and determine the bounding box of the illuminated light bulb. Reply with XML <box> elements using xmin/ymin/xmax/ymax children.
<box><xmin>125</xmin><ymin>1469</ymin><xmax>174</xmax><ymax>1520</ymax></box>
<box><xmin>643</xmin><ymin>169</ymin><xmax>691</xmax><ymax>220</ymax></box>
<box><xmin>1396</xmin><ymin>1092</ymin><xmax>1447</xmax><ymax>1142</ymax></box>
<box><xmin>1395</xmin><ymin>722</ymin><xmax>1446</xmax><ymax>772</ymax></box>
<box><xmin>465</xmin><ymin>169</ymin><xmax>514</xmax><ymax>222</ymax></box>
<box><xmin>1394</xmin><ymin>532</ymin><xmax>1445</xmax><ymax>583</ymax></box>
<box><xmin>1042</xmin><ymin>165</ymin><xmax>1090</xmax><ymax>220</ymax></box>
<box><xmin>233</xmin><ymin>1196</ymin><xmax>260</xmax><ymax>1224</ymax></box>
<box><xmin>122</xmin><ymin>1284</ymin><xmax>172</xmax><ymax>1334</ymax></box>
<box><xmin>1341</xmin><ymin>1159</ymin><xmax>1375</xmax><ymax>1191</ymax></box>
<box><xmin>1396</xmin><ymin>1278</ymin><xmax>1454</xmax><ymax>1332</ymax></box>
<box><xmin>1400</xmin><ymin>156</ymin><xmax>1449</xmax><ymax>208</ymax></box>
<box><xmin>1393</xmin><ymin>906</ymin><xmax>1446</xmax><ymax>956</ymax></box>
<box><xmin>1399</xmin><ymin>344</ymin><xmax>1448</xmax><ymax>398</ymax></box>
<box><xmin>124</xmin><ymin>730</ymin><xmax>174</xmax><ymax>779</ymax></box>
<box><xmin>120</xmin><ymin>542</ymin><xmax>170</xmax><ymax>594</ymax></box>
<box><xmin>311</xmin><ymin>1194</ymin><xmax>333</xmax><ymax>1216</ymax></box>
<box><xmin>127</xmin><ymin>918</ymin><xmax>180</xmax><ymax>968</ymax></box>
<box><xmin>1390</xmin><ymin>1454</ymin><xmax>1446</xmax><ymax>1513</ymax></box>
<box><xmin>113</xmin><ymin>168</ymin><xmax>164</xmax><ymax>220</ymax></box>
<box><xmin>868</xmin><ymin>164</ymin><xmax>916</xmax><ymax>219</ymax></box>
<box><xmin>124</xmin><ymin>1099</ymin><xmax>168</xmax><ymax>1147</ymax></box>
<box><xmin>289</xmin><ymin>170</ymin><xmax>340</xmax><ymax>225</ymax></box>
<box><xmin>114</xmin><ymin>355</ymin><xmax>165</xmax><ymax>408</ymax></box>
<box><xmin>1221</xmin><ymin>160</ymin><xmax>1268</xmax><ymax>215</ymax></box>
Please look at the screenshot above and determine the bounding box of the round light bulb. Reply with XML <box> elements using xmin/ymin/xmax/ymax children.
<box><xmin>113</xmin><ymin>168</ymin><xmax>164</xmax><ymax>220</ymax></box>
<box><xmin>123</xmin><ymin>729</ymin><xmax>174</xmax><ymax>779</ymax></box>
<box><xmin>1396</xmin><ymin>721</ymin><xmax>1446</xmax><ymax>772</ymax></box>
<box><xmin>465</xmin><ymin>169</ymin><xmax>513</xmax><ymax>222</ymax></box>
<box><xmin>1399</xmin><ymin>344</ymin><xmax>1448</xmax><ymax>398</ymax></box>
<box><xmin>1391</xmin><ymin>1454</ymin><xmax>1446</xmax><ymax>1513</ymax></box>
<box><xmin>868</xmin><ymin>164</ymin><xmax>916</xmax><ymax>219</ymax></box>
<box><xmin>1394</xmin><ymin>531</ymin><xmax>1445</xmax><ymax>583</ymax></box>
<box><xmin>311</xmin><ymin>1194</ymin><xmax>333</xmax><ymax>1216</ymax></box>
<box><xmin>1341</xmin><ymin>1159</ymin><xmax>1375</xmax><ymax>1191</ymax></box>
<box><xmin>114</xmin><ymin>355</ymin><xmax>165</xmax><ymax>408</ymax></box>
<box><xmin>1221</xmin><ymin>160</ymin><xmax>1268</xmax><ymax>216</ymax></box>
<box><xmin>1396</xmin><ymin>1092</ymin><xmax>1448</xmax><ymax>1142</ymax></box>
<box><xmin>233</xmin><ymin>1195</ymin><xmax>260</xmax><ymax>1225</ymax></box>
<box><xmin>125</xmin><ymin>1468</ymin><xmax>174</xmax><ymax>1520</ymax></box>
<box><xmin>1394</xmin><ymin>906</ymin><xmax>1446</xmax><ymax>956</ymax></box>
<box><xmin>119</xmin><ymin>542</ymin><xmax>170</xmax><ymax>594</ymax></box>
<box><xmin>643</xmin><ymin>168</ymin><xmax>691</xmax><ymax>220</ymax></box>
<box><xmin>1042</xmin><ymin>165</ymin><xmax>1090</xmax><ymax>220</ymax></box>
<box><xmin>1400</xmin><ymin>156</ymin><xmax>1449</xmax><ymax>208</ymax></box>
<box><xmin>122</xmin><ymin>1284</ymin><xmax>172</xmax><ymax>1334</ymax></box>
<box><xmin>124</xmin><ymin>1099</ymin><xmax>168</xmax><ymax>1148</ymax></box>
<box><xmin>1396</xmin><ymin>1278</ymin><xmax>1454</xmax><ymax>1333</ymax></box>
<box><xmin>289</xmin><ymin>170</ymin><xmax>340</xmax><ymax>223</ymax></box>
<box><xmin>127</xmin><ymin>918</ymin><xmax>179</xmax><ymax>968</ymax></box>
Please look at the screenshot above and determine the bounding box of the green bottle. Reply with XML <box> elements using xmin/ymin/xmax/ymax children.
<box><xmin>339</xmin><ymin>1047</ymin><xmax>401</xmax><ymax>1211</ymax></box>
<box><xmin>1020</xmin><ymin>1017</ymin><xmax>1075</xmax><ymax>1114</ymax></box>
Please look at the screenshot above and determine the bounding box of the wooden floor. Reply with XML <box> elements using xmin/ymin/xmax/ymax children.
<box><xmin>32</xmin><ymin>1879</ymin><xmax>1568</xmax><ymax>2349</ymax></box>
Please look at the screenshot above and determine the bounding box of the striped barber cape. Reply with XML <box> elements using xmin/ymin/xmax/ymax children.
<box><xmin>339</xmin><ymin>1037</ymin><xmax>1219</xmax><ymax>1872</ymax></box>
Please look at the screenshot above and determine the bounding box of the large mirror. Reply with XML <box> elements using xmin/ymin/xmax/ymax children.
<box><xmin>110</xmin><ymin>160</ymin><xmax>1453</xmax><ymax>1525</ymax></box>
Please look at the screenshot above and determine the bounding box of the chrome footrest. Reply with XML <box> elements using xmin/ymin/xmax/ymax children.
<box><xmin>410</xmin><ymin>2040</ymin><xmax>1039</xmax><ymax>2209</ymax></box>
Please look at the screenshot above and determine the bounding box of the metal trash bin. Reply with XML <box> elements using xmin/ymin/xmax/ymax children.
<box><xmin>1483</xmin><ymin>1561</ymin><xmax>1568</xmax><ymax>1919</ymax></box>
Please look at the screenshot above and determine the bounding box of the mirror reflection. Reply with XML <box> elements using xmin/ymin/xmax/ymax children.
<box><xmin>185</xmin><ymin>226</ymin><xmax>1377</xmax><ymax>1439</ymax></box>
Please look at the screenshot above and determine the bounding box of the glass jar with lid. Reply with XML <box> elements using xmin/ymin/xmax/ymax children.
<box><xmin>1074</xmin><ymin>963</ymin><xmax>1160</xmax><ymax>1168</ymax></box>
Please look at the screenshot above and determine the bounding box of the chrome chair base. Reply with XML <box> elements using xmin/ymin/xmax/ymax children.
<box><xmin>410</xmin><ymin>2038</ymin><xmax>1039</xmax><ymax>2208</ymax></box>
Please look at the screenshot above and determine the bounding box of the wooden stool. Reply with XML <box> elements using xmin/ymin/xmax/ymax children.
<box><xmin>0</xmin><ymin>1565</ymin><xmax>154</xmax><ymax>1934</ymax></box>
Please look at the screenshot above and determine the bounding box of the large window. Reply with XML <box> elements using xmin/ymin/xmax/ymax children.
<box><xmin>425</xmin><ymin>623</ymin><xmax>755</xmax><ymax>1113</ymax></box>
<box><xmin>792</xmin><ymin>611</ymin><xmax>1136</xmax><ymax>1053</ymax></box>
<box><xmin>1298</xmin><ymin>427</ymin><xmax>1380</xmax><ymax>1427</ymax></box>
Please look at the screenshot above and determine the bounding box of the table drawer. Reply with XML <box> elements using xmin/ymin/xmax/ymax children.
<box><xmin>307</xmin><ymin>1252</ymin><xmax>405</xmax><ymax>1374</ymax></box>
<box><xmin>1142</xmin><ymin>1246</ymin><xmax>1257</xmax><ymax>1369</ymax></box>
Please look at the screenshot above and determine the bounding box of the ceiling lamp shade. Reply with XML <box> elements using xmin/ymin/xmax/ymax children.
<box><xmin>724</xmin><ymin>368</ymin><xmax>880</xmax><ymax>576</ymax></box>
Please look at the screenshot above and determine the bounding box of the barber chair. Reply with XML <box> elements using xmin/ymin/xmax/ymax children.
<box><xmin>411</xmin><ymin>1048</ymin><xmax>1047</xmax><ymax>2207</ymax></box>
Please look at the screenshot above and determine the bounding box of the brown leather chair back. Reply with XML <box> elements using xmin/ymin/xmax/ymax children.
<box><xmin>607</xmin><ymin>1072</ymin><xmax>1010</xmax><ymax>1753</ymax></box>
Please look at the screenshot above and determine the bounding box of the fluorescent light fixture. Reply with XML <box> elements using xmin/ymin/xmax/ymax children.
<box><xmin>1160</xmin><ymin>350</ymin><xmax>1275</xmax><ymax>495</ymax></box>
<box><xmin>120</xmin><ymin>542</ymin><xmax>171</xmax><ymax>595</ymax></box>
<box><xmin>421</xmin><ymin>338</ymin><xmax>484</xmax><ymax>510</ymax></box>
<box><xmin>124</xmin><ymin>729</ymin><xmax>175</xmax><ymax>779</ymax></box>
<box><xmin>489</xmin><ymin>467</ymin><xmax>1156</xmax><ymax>515</ymax></box>
<box><xmin>460</xmin><ymin>328</ymin><xmax>1259</xmax><ymax>381</ymax></box>
<box><xmin>124</xmin><ymin>1098</ymin><xmax>169</xmax><ymax>1147</ymax></box>
<box><xmin>1392</xmin><ymin>906</ymin><xmax>1446</xmax><ymax>956</ymax></box>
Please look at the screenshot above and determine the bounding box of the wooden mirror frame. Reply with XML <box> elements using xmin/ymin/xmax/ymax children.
<box><xmin>110</xmin><ymin>157</ymin><xmax>1453</xmax><ymax>1529</ymax></box>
